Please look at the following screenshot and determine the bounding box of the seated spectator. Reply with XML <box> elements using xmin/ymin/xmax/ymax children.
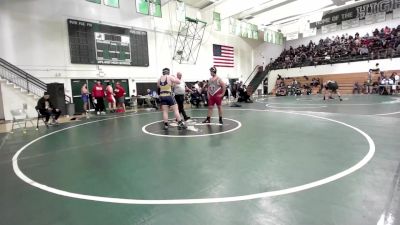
<box><xmin>387</xmin><ymin>46</ymin><xmax>395</xmax><ymax>58</ymax></box>
<box><xmin>145</xmin><ymin>89</ymin><xmax>158</xmax><ymax>109</ymax></box>
<box><xmin>270</xmin><ymin>25</ymin><xmax>400</xmax><ymax>70</ymax></box>
<box><xmin>36</xmin><ymin>92</ymin><xmax>62</xmax><ymax>125</ymax></box>
<box><xmin>380</xmin><ymin>76</ymin><xmax>390</xmax><ymax>95</ymax></box>
<box><xmin>394</xmin><ymin>73</ymin><xmax>400</xmax><ymax>94</ymax></box>
<box><xmin>190</xmin><ymin>86</ymin><xmax>202</xmax><ymax>108</ymax></box>
<box><xmin>303</xmin><ymin>84</ymin><xmax>312</xmax><ymax>95</ymax></box>
<box><xmin>384</xmin><ymin>26</ymin><xmax>391</xmax><ymax>36</ymax></box>
<box><xmin>396</xmin><ymin>44</ymin><xmax>400</xmax><ymax>54</ymax></box>
<box><xmin>238</xmin><ymin>85</ymin><xmax>252</xmax><ymax>102</ymax></box>
<box><xmin>353</xmin><ymin>82</ymin><xmax>361</xmax><ymax>94</ymax></box>
<box><xmin>275</xmin><ymin>86</ymin><xmax>287</xmax><ymax>96</ymax></box>
<box><xmin>359</xmin><ymin>45</ymin><xmax>368</xmax><ymax>55</ymax></box>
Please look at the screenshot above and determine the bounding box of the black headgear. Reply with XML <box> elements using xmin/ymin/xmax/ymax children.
<box><xmin>162</xmin><ymin>68</ymin><xmax>170</xmax><ymax>75</ymax></box>
<box><xmin>210</xmin><ymin>66</ymin><xmax>217</xmax><ymax>73</ymax></box>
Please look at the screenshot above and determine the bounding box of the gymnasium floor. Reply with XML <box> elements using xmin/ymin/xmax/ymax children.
<box><xmin>1</xmin><ymin>94</ymin><xmax>400</xmax><ymax>225</ymax></box>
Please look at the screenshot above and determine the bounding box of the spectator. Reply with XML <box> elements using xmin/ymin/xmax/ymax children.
<box><xmin>353</xmin><ymin>82</ymin><xmax>361</xmax><ymax>94</ymax></box>
<box><xmin>238</xmin><ymin>85</ymin><xmax>251</xmax><ymax>103</ymax></box>
<box><xmin>114</xmin><ymin>82</ymin><xmax>126</xmax><ymax>112</ymax></box>
<box><xmin>105</xmin><ymin>82</ymin><xmax>116</xmax><ymax>113</ymax></box>
<box><xmin>145</xmin><ymin>88</ymin><xmax>158</xmax><ymax>109</ymax></box>
<box><xmin>81</xmin><ymin>83</ymin><xmax>89</xmax><ymax>114</ymax></box>
<box><xmin>190</xmin><ymin>86</ymin><xmax>202</xmax><ymax>108</ymax></box>
<box><xmin>271</xmin><ymin>25</ymin><xmax>400</xmax><ymax>70</ymax></box>
<box><xmin>91</xmin><ymin>80</ymin><xmax>106</xmax><ymax>115</ymax></box>
<box><xmin>36</xmin><ymin>92</ymin><xmax>62</xmax><ymax>125</ymax></box>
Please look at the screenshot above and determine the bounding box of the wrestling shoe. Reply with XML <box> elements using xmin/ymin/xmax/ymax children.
<box><xmin>178</xmin><ymin>121</ymin><xmax>187</xmax><ymax>130</ymax></box>
<box><xmin>202</xmin><ymin>117</ymin><xmax>211</xmax><ymax>123</ymax></box>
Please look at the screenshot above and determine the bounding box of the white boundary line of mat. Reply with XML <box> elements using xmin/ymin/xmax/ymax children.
<box><xmin>372</xmin><ymin>111</ymin><xmax>400</xmax><ymax>116</ymax></box>
<box><xmin>142</xmin><ymin>117</ymin><xmax>241</xmax><ymax>138</ymax></box>
<box><xmin>256</xmin><ymin>97</ymin><xmax>400</xmax><ymax>106</ymax></box>
<box><xmin>12</xmin><ymin>109</ymin><xmax>375</xmax><ymax>205</ymax></box>
<box><xmin>265</xmin><ymin>104</ymin><xmax>327</xmax><ymax>109</ymax></box>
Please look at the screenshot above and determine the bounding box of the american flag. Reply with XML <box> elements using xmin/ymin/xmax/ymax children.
<box><xmin>213</xmin><ymin>44</ymin><xmax>234</xmax><ymax>68</ymax></box>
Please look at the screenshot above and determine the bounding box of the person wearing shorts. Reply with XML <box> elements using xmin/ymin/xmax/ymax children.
<box><xmin>81</xmin><ymin>83</ymin><xmax>89</xmax><ymax>114</ymax></box>
<box><xmin>158</xmin><ymin>68</ymin><xmax>187</xmax><ymax>130</ymax></box>
<box><xmin>106</xmin><ymin>83</ymin><xmax>116</xmax><ymax>112</ymax></box>
<box><xmin>114</xmin><ymin>82</ymin><xmax>126</xmax><ymax>112</ymax></box>
<box><xmin>323</xmin><ymin>80</ymin><xmax>342</xmax><ymax>101</ymax></box>
<box><xmin>203</xmin><ymin>66</ymin><xmax>226</xmax><ymax>124</ymax></box>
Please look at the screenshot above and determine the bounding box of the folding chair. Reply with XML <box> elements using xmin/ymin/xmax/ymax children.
<box><xmin>35</xmin><ymin>106</ymin><xmax>49</xmax><ymax>130</ymax></box>
<box><xmin>10</xmin><ymin>104</ymin><xmax>34</xmax><ymax>134</ymax></box>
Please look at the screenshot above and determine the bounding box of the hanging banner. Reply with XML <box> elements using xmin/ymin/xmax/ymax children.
<box><xmin>213</xmin><ymin>12</ymin><xmax>221</xmax><ymax>31</ymax></box>
<box><xmin>302</xmin><ymin>28</ymin><xmax>317</xmax><ymax>38</ymax></box>
<box><xmin>264</xmin><ymin>30</ymin><xmax>272</xmax><ymax>43</ymax></box>
<box><xmin>321</xmin><ymin>23</ymin><xmax>339</xmax><ymax>34</ymax></box>
<box><xmin>136</xmin><ymin>0</ymin><xmax>161</xmax><ymax>17</ymax></box>
<box><xmin>365</xmin><ymin>12</ymin><xmax>386</xmax><ymax>24</ymax></box>
<box><xmin>149</xmin><ymin>0</ymin><xmax>162</xmax><ymax>17</ymax></box>
<box><xmin>264</xmin><ymin>29</ymin><xmax>283</xmax><ymax>45</ymax></box>
<box><xmin>277</xmin><ymin>32</ymin><xmax>284</xmax><ymax>45</ymax></box>
<box><xmin>229</xmin><ymin>18</ymin><xmax>236</xmax><ymax>35</ymax></box>
<box><xmin>235</xmin><ymin>21</ymin><xmax>241</xmax><ymax>36</ymax></box>
<box><xmin>394</xmin><ymin>8</ymin><xmax>400</xmax><ymax>18</ymax></box>
<box><xmin>341</xmin><ymin>18</ymin><xmax>360</xmax><ymax>30</ymax></box>
<box><xmin>285</xmin><ymin>32</ymin><xmax>299</xmax><ymax>41</ymax></box>
<box><xmin>252</xmin><ymin>24</ymin><xmax>259</xmax><ymax>40</ymax></box>
<box><xmin>176</xmin><ymin>1</ymin><xmax>185</xmax><ymax>22</ymax></box>
<box><xmin>310</xmin><ymin>0</ymin><xmax>400</xmax><ymax>29</ymax></box>
<box><xmin>227</xmin><ymin>17</ymin><xmax>259</xmax><ymax>40</ymax></box>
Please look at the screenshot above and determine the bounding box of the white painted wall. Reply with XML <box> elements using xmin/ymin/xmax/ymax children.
<box><xmin>0</xmin><ymin>0</ymin><xmax>263</xmax><ymax>100</ymax></box>
<box><xmin>253</xmin><ymin>42</ymin><xmax>284</xmax><ymax>67</ymax></box>
<box><xmin>0</xmin><ymin>82</ymin><xmax>38</xmax><ymax>121</ymax></box>
<box><xmin>268</xmin><ymin>58</ymin><xmax>400</xmax><ymax>91</ymax></box>
<box><xmin>0</xmin><ymin>84</ymin><xmax>4</xmax><ymax>120</ymax></box>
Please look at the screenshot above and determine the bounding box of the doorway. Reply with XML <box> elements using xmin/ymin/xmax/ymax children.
<box><xmin>71</xmin><ymin>79</ymin><xmax>130</xmax><ymax>114</ymax></box>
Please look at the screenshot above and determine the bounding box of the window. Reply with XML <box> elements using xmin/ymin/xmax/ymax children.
<box><xmin>104</xmin><ymin>0</ymin><xmax>119</xmax><ymax>8</ymax></box>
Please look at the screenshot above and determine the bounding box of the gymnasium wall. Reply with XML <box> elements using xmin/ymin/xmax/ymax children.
<box><xmin>253</xmin><ymin>42</ymin><xmax>285</xmax><ymax>69</ymax></box>
<box><xmin>0</xmin><ymin>0</ymin><xmax>263</xmax><ymax>100</ymax></box>
<box><xmin>0</xmin><ymin>84</ymin><xmax>4</xmax><ymax>120</ymax></box>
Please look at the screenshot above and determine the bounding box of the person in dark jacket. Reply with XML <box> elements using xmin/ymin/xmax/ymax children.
<box><xmin>36</xmin><ymin>92</ymin><xmax>61</xmax><ymax>124</ymax></box>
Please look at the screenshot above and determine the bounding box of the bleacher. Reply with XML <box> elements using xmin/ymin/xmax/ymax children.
<box><xmin>264</xmin><ymin>24</ymin><xmax>400</xmax><ymax>96</ymax></box>
<box><xmin>272</xmin><ymin>70</ymin><xmax>400</xmax><ymax>95</ymax></box>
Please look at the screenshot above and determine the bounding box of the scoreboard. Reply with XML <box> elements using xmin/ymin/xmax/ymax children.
<box><xmin>94</xmin><ymin>32</ymin><xmax>131</xmax><ymax>65</ymax></box>
<box><xmin>67</xmin><ymin>19</ymin><xmax>149</xmax><ymax>66</ymax></box>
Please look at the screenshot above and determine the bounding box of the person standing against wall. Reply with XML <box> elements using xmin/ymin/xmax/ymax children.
<box><xmin>114</xmin><ymin>82</ymin><xmax>126</xmax><ymax>112</ymax></box>
<box><xmin>106</xmin><ymin>82</ymin><xmax>116</xmax><ymax>113</ymax></box>
<box><xmin>174</xmin><ymin>72</ymin><xmax>191</xmax><ymax>121</ymax></box>
<box><xmin>92</xmin><ymin>80</ymin><xmax>106</xmax><ymax>115</ymax></box>
<box><xmin>81</xmin><ymin>83</ymin><xmax>89</xmax><ymax>114</ymax></box>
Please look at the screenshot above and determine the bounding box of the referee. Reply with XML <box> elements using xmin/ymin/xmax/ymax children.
<box><xmin>174</xmin><ymin>72</ymin><xmax>191</xmax><ymax>121</ymax></box>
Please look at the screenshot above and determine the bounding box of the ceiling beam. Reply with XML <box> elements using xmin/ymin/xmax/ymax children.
<box><xmin>233</xmin><ymin>0</ymin><xmax>296</xmax><ymax>20</ymax></box>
